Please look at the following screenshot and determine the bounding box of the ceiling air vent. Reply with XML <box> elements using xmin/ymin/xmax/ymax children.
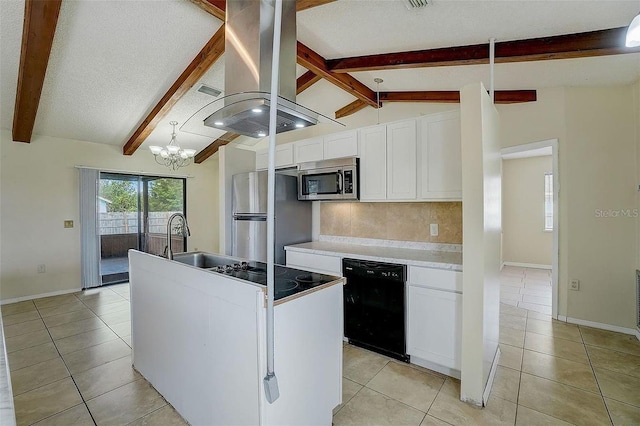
<box><xmin>197</xmin><ymin>84</ymin><xmax>222</xmax><ymax>98</ymax></box>
<box><xmin>403</xmin><ymin>0</ymin><xmax>431</xmax><ymax>9</ymax></box>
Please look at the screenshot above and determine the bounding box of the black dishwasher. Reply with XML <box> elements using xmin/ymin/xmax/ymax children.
<box><xmin>342</xmin><ymin>258</ymin><xmax>408</xmax><ymax>362</ymax></box>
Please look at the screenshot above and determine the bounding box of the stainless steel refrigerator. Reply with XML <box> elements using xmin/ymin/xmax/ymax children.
<box><xmin>232</xmin><ymin>171</ymin><xmax>311</xmax><ymax>264</ymax></box>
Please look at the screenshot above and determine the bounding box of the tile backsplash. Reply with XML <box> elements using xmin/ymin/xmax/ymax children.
<box><xmin>320</xmin><ymin>202</ymin><xmax>462</xmax><ymax>244</ymax></box>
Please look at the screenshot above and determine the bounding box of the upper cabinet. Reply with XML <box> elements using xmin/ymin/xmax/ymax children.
<box><xmin>255</xmin><ymin>111</ymin><xmax>462</xmax><ymax>202</ymax></box>
<box><xmin>323</xmin><ymin>130</ymin><xmax>358</xmax><ymax>160</ymax></box>
<box><xmin>293</xmin><ymin>130</ymin><xmax>359</xmax><ymax>164</ymax></box>
<box><xmin>359</xmin><ymin>119</ymin><xmax>417</xmax><ymax>202</ymax></box>
<box><xmin>418</xmin><ymin>111</ymin><xmax>462</xmax><ymax>200</ymax></box>
<box><xmin>386</xmin><ymin>120</ymin><xmax>417</xmax><ymax>200</ymax></box>
<box><xmin>255</xmin><ymin>144</ymin><xmax>295</xmax><ymax>170</ymax></box>
<box><xmin>359</xmin><ymin>125</ymin><xmax>387</xmax><ymax>200</ymax></box>
<box><xmin>294</xmin><ymin>138</ymin><xmax>324</xmax><ymax>164</ymax></box>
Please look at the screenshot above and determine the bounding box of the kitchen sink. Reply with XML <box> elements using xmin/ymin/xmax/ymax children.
<box><xmin>172</xmin><ymin>252</ymin><xmax>234</xmax><ymax>269</ymax></box>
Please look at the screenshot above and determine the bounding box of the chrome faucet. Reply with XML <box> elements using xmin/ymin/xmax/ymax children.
<box><xmin>166</xmin><ymin>213</ymin><xmax>190</xmax><ymax>260</ymax></box>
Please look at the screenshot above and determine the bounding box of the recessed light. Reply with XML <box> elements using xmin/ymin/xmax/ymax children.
<box><xmin>258</xmin><ymin>132</ymin><xmax>266</xmax><ymax>137</ymax></box>
<box><xmin>252</xmin><ymin>108</ymin><xmax>262</xmax><ymax>113</ymax></box>
<box><xmin>295</xmin><ymin>123</ymin><xmax>305</xmax><ymax>128</ymax></box>
<box><xmin>214</xmin><ymin>121</ymin><xmax>224</xmax><ymax>126</ymax></box>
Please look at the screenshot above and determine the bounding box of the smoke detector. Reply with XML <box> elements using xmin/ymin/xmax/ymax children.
<box><xmin>403</xmin><ymin>0</ymin><xmax>431</xmax><ymax>9</ymax></box>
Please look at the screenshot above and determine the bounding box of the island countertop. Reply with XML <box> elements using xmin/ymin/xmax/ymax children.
<box><xmin>285</xmin><ymin>241</ymin><xmax>462</xmax><ymax>271</ymax></box>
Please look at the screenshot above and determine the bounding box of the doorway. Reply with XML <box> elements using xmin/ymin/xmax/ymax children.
<box><xmin>500</xmin><ymin>139</ymin><xmax>559</xmax><ymax>318</ymax></box>
<box><xmin>98</xmin><ymin>173</ymin><xmax>186</xmax><ymax>285</ymax></box>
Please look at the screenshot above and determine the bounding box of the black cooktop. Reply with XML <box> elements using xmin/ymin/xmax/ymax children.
<box><xmin>210</xmin><ymin>261</ymin><xmax>339</xmax><ymax>300</ymax></box>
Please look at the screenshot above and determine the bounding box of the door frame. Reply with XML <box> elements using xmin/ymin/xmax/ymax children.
<box><xmin>501</xmin><ymin>138</ymin><xmax>559</xmax><ymax>319</ymax></box>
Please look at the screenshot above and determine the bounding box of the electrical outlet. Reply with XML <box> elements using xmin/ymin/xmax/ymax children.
<box><xmin>570</xmin><ymin>279</ymin><xmax>580</xmax><ymax>291</ymax></box>
<box><xmin>37</xmin><ymin>264</ymin><xmax>46</xmax><ymax>274</ymax></box>
<box><xmin>430</xmin><ymin>223</ymin><xmax>439</xmax><ymax>237</ymax></box>
<box><xmin>64</xmin><ymin>220</ymin><xmax>74</xmax><ymax>228</ymax></box>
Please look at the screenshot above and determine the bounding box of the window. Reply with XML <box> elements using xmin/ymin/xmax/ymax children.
<box><xmin>544</xmin><ymin>173</ymin><xmax>553</xmax><ymax>231</ymax></box>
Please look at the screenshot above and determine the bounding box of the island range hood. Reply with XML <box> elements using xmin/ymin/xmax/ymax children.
<box><xmin>204</xmin><ymin>0</ymin><xmax>319</xmax><ymax>138</ymax></box>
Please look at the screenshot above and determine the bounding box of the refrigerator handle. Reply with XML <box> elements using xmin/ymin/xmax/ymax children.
<box><xmin>233</xmin><ymin>214</ymin><xmax>267</xmax><ymax>221</ymax></box>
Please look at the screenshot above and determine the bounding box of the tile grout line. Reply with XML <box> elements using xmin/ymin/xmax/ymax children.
<box><xmin>31</xmin><ymin>294</ymin><xmax>99</xmax><ymax>426</ymax></box>
<box><xmin>511</xmin><ymin>308</ymin><xmax>529</xmax><ymax>425</ymax></box>
<box><xmin>578</xmin><ymin>326</ymin><xmax>615</xmax><ymax>426</ymax></box>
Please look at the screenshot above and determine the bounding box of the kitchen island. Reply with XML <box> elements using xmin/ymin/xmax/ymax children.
<box><xmin>128</xmin><ymin>250</ymin><xmax>344</xmax><ymax>426</ymax></box>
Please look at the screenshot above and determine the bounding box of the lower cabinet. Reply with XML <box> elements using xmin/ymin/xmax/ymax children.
<box><xmin>407</xmin><ymin>285</ymin><xmax>462</xmax><ymax>373</ymax></box>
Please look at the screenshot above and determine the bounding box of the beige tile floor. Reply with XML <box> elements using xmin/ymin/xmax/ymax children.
<box><xmin>3</xmin><ymin>271</ymin><xmax>640</xmax><ymax>425</ymax></box>
<box><xmin>500</xmin><ymin>265</ymin><xmax>553</xmax><ymax>315</ymax></box>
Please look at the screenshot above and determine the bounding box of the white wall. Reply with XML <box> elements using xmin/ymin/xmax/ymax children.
<box><xmin>0</xmin><ymin>130</ymin><xmax>218</xmax><ymax>301</ymax></box>
<box><xmin>502</xmin><ymin>156</ymin><xmax>553</xmax><ymax>267</ymax></box>
<box><xmin>460</xmin><ymin>83</ymin><xmax>501</xmax><ymax>405</ymax></box>
<box><xmin>563</xmin><ymin>87</ymin><xmax>637</xmax><ymax>328</ymax></box>
<box><xmin>498</xmin><ymin>85</ymin><xmax>639</xmax><ymax>330</ymax></box>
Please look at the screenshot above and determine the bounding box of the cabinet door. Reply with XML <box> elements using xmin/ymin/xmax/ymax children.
<box><xmin>359</xmin><ymin>126</ymin><xmax>387</xmax><ymax>200</ymax></box>
<box><xmin>295</xmin><ymin>138</ymin><xmax>324</xmax><ymax>164</ymax></box>
<box><xmin>275</xmin><ymin>144</ymin><xmax>294</xmax><ymax>168</ymax></box>
<box><xmin>256</xmin><ymin>145</ymin><xmax>295</xmax><ymax>170</ymax></box>
<box><xmin>387</xmin><ymin>120</ymin><xmax>417</xmax><ymax>200</ymax></box>
<box><xmin>419</xmin><ymin>111</ymin><xmax>462</xmax><ymax>200</ymax></box>
<box><xmin>324</xmin><ymin>130</ymin><xmax>358</xmax><ymax>160</ymax></box>
<box><xmin>407</xmin><ymin>286</ymin><xmax>462</xmax><ymax>370</ymax></box>
<box><xmin>256</xmin><ymin>149</ymin><xmax>268</xmax><ymax>170</ymax></box>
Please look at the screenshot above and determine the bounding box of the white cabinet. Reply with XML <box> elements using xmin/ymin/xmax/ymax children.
<box><xmin>419</xmin><ymin>111</ymin><xmax>462</xmax><ymax>200</ymax></box>
<box><xmin>293</xmin><ymin>131</ymin><xmax>359</xmax><ymax>165</ymax></box>
<box><xmin>286</xmin><ymin>251</ymin><xmax>342</xmax><ymax>276</ymax></box>
<box><xmin>407</xmin><ymin>266</ymin><xmax>462</xmax><ymax>375</ymax></box>
<box><xmin>294</xmin><ymin>138</ymin><xmax>324</xmax><ymax>164</ymax></box>
<box><xmin>359</xmin><ymin>120</ymin><xmax>417</xmax><ymax>201</ymax></box>
<box><xmin>407</xmin><ymin>285</ymin><xmax>462</xmax><ymax>372</ymax></box>
<box><xmin>359</xmin><ymin>125</ymin><xmax>387</xmax><ymax>201</ymax></box>
<box><xmin>386</xmin><ymin>120</ymin><xmax>417</xmax><ymax>200</ymax></box>
<box><xmin>324</xmin><ymin>130</ymin><xmax>358</xmax><ymax>160</ymax></box>
<box><xmin>255</xmin><ymin>144</ymin><xmax>295</xmax><ymax>170</ymax></box>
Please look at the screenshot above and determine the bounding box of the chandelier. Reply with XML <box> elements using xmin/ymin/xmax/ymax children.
<box><xmin>149</xmin><ymin>121</ymin><xmax>196</xmax><ymax>170</ymax></box>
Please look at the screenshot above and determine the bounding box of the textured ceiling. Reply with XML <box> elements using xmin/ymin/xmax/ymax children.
<box><xmin>1</xmin><ymin>0</ymin><xmax>639</xmax><ymax>153</ymax></box>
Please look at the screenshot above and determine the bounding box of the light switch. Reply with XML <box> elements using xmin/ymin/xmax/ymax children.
<box><xmin>64</xmin><ymin>220</ymin><xmax>74</xmax><ymax>228</ymax></box>
<box><xmin>430</xmin><ymin>223</ymin><xmax>439</xmax><ymax>237</ymax></box>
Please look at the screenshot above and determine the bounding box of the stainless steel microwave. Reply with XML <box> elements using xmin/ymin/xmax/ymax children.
<box><xmin>297</xmin><ymin>157</ymin><xmax>359</xmax><ymax>201</ymax></box>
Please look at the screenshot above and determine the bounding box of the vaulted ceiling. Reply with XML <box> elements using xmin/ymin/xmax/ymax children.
<box><xmin>1</xmin><ymin>0</ymin><xmax>639</xmax><ymax>162</ymax></box>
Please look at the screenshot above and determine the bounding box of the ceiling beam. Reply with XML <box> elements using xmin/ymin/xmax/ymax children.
<box><xmin>122</xmin><ymin>25</ymin><xmax>225</xmax><ymax>155</ymax></box>
<box><xmin>335</xmin><ymin>100</ymin><xmax>368</xmax><ymax>119</ymax></box>
<box><xmin>194</xmin><ymin>132</ymin><xmax>239</xmax><ymax>163</ymax></box>
<box><xmin>297</xmin><ymin>42</ymin><xmax>378</xmax><ymax>108</ymax></box>
<box><xmin>327</xmin><ymin>27</ymin><xmax>640</xmax><ymax>73</ymax></box>
<box><xmin>12</xmin><ymin>0</ymin><xmax>63</xmax><ymax>143</ymax></box>
<box><xmin>335</xmin><ymin>90</ymin><xmax>538</xmax><ymax>118</ymax></box>
<box><xmin>296</xmin><ymin>0</ymin><xmax>337</xmax><ymax>12</ymax></box>
<box><xmin>296</xmin><ymin>70</ymin><xmax>321</xmax><ymax>94</ymax></box>
<box><xmin>188</xmin><ymin>0</ymin><xmax>225</xmax><ymax>21</ymax></box>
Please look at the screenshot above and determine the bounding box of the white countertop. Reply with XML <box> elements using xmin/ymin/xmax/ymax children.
<box><xmin>285</xmin><ymin>241</ymin><xmax>462</xmax><ymax>271</ymax></box>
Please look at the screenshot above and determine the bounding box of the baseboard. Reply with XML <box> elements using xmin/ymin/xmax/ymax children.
<box><xmin>0</xmin><ymin>288</ymin><xmax>81</xmax><ymax>305</ymax></box>
<box><xmin>558</xmin><ymin>315</ymin><xmax>638</xmax><ymax>336</ymax></box>
<box><xmin>410</xmin><ymin>356</ymin><xmax>460</xmax><ymax>380</ymax></box>
<box><xmin>482</xmin><ymin>347</ymin><xmax>501</xmax><ymax>407</ymax></box>
<box><xmin>503</xmin><ymin>262</ymin><xmax>552</xmax><ymax>270</ymax></box>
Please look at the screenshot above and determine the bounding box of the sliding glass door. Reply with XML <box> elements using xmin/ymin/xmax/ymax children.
<box><xmin>98</xmin><ymin>173</ymin><xmax>186</xmax><ymax>285</ymax></box>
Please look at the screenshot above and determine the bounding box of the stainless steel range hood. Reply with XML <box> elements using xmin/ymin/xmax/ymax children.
<box><xmin>204</xmin><ymin>0</ymin><xmax>319</xmax><ymax>138</ymax></box>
